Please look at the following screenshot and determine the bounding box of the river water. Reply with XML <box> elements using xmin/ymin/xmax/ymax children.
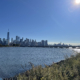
<box><xmin>0</xmin><ymin>47</ymin><xmax>77</xmax><ymax>78</ymax></box>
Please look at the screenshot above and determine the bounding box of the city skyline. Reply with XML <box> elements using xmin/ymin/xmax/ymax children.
<box><xmin>0</xmin><ymin>30</ymin><xmax>78</xmax><ymax>46</ymax></box>
<box><xmin>0</xmin><ymin>31</ymin><xmax>72</xmax><ymax>47</ymax></box>
<box><xmin>0</xmin><ymin>31</ymin><xmax>49</xmax><ymax>47</ymax></box>
<box><xmin>0</xmin><ymin>0</ymin><xmax>80</xmax><ymax>45</ymax></box>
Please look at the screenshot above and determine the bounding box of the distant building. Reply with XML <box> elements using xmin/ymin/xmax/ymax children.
<box><xmin>16</xmin><ymin>36</ymin><xmax>20</xmax><ymax>44</ymax></box>
<box><xmin>3</xmin><ymin>38</ymin><xmax>6</xmax><ymax>45</ymax></box>
<box><xmin>11</xmin><ymin>38</ymin><xmax>13</xmax><ymax>43</ymax></box>
<box><xmin>31</xmin><ymin>39</ymin><xmax>35</xmax><ymax>46</ymax></box>
<box><xmin>44</xmin><ymin>40</ymin><xmax>48</xmax><ymax>46</ymax></box>
<box><xmin>22</xmin><ymin>37</ymin><xmax>23</xmax><ymax>41</ymax></box>
<box><xmin>7</xmin><ymin>32</ymin><xmax>9</xmax><ymax>41</ymax></box>
<box><xmin>16</xmin><ymin>36</ymin><xmax>20</xmax><ymax>42</ymax></box>
<box><xmin>0</xmin><ymin>31</ymin><xmax>49</xmax><ymax>47</ymax></box>
<box><xmin>0</xmin><ymin>38</ymin><xmax>1</xmax><ymax>41</ymax></box>
<box><xmin>34</xmin><ymin>40</ymin><xmax>37</xmax><ymax>46</ymax></box>
<box><xmin>38</xmin><ymin>42</ymin><xmax>41</xmax><ymax>46</ymax></box>
<box><xmin>30</xmin><ymin>39</ymin><xmax>31</xmax><ymax>43</ymax></box>
<box><xmin>13</xmin><ymin>40</ymin><xmax>16</xmax><ymax>44</ymax></box>
<box><xmin>0</xmin><ymin>38</ymin><xmax>2</xmax><ymax>45</ymax></box>
<box><xmin>20</xmin><ymin>39</ymin><xmax>22</xmax><ymax>42</ymax></box>
<box><xmin>29</xmin><ymin>39</ymin><xmax>31</xmax><ymax>46</ymax></box>
<box><xmin>25</xmin><ymin>38</ymin><xmax>29</xmax><ymax>46</ymax></box>
<box><xmin>26</xmin><ymin>38</ymin><xmax>29</xmax><ymax>43</ymax></box>
<box><xmin>7</xmin><ymin>30</ymin><xmax>10</xmax><ymax>45</ymax></box>
<box><xmin>41</xmin><ymin>40</ymin><xmax>45</xmax><ymax>46</ymax></box>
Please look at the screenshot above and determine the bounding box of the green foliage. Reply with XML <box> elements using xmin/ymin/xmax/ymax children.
<box><xmin>4</xmin><ymin>53</ymin><xmax>80</xmax><ymax>80</ymax></box>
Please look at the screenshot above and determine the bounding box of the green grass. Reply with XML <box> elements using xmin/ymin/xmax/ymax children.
<box><xmin>3</xmin><ymin>53</ymin><xmax>80</xmax><ymax>80</ymax></box>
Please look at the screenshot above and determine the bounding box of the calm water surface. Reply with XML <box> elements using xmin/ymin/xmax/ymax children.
<box><xmin>0</xmin><ymin>47</ymin><xmax>76</xmax><ymax>78</ymax></box>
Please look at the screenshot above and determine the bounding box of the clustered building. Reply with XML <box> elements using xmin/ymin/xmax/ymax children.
<box><xmin>0</xmin><ymin>31</ymin><xmax>72</xmax><ymax>47</ymax></box>
<box><xmin>0</xmin><ymin>31</ymin><xmax>48</xmax><ymax>47</ymax></box>
<box><xmin>0</xmin><ymin>31</ymin><xmax>10</xmax><ymax>46</ymax></box>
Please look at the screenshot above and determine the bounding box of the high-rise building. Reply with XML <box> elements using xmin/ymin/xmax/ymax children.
<box><xmin>41</xmin><ymin>40</ymin><xmax>45</xmax><ymax>46</ymax></box>
<box><xmin>26</xmin><ymin>38</ymin><xmax>29</xmax><ymax>43</ymax></box>
<box><xmin>0</xmin><ymin>38</ymin><xmax>1</xmax><ymax>41</ymax></box>
<box><xmin>44</xmin><ymin>40</ymin><xmax>48</xmax><ymax>46</ymax></box>
<box><xmin>11</xmin><ymin>38</ymin><xmax>13</xmax><ymax>43</ymax></box>
<box><xmin>7</xmin><ymin>30</ymin><xmax>9</xmax><ymax>40</ymax></box>
<box><xmin>3</xmin><ymin>38</ymin><xmax>6</xmax><ymax>45</ymax></box>
<box><xmin>16</xmin><ymin>36</ymin><xmax>20</xmax><ymax>42</ymax></box>
<box><xmin>7</xmin><ymin>30</ymin><xmax>10</xmax><ymax>45</ymax></box>
<box><xmin>0</xmin><ymin>38</ymin><xmax>2</xmax><ymax>45</ymax></box>
<box><xmin>3</xmin><ymin>38</ymin><xmax>5</xmax><ymax>42</ymax></box>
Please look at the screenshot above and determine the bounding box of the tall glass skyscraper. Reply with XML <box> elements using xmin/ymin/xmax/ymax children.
<box><xmin>7</xmin><ymin>32</ymin><xmax>9</xmax><ymax>40</ymax></box>
<box><xmin>7</xmin><ymin>30</ymin><xmax>9</xmax><ymax>45</ymax></box>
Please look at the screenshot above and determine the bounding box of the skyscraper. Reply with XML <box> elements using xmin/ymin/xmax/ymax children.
<box><xmin>11</xmin><ymin>38</ymin><xmax>13</xmax><ymax>43</ymax></box>
<box><xmin>16</xmin><ymin>36</ymin><xmax>20</xmax><ymax>42</ymax></box>
<box><xmin>41</xmin><ymin>40</ymin><xmax>44</xmax><ymax>46</ymax></box>
<box><xmin>7</xmin><ymin>29</ymin><xmax>10</xmax><ymax>45</ymax></box>
<box><xmin>44</xmin><ymin>40</ymin><xmax>48</xmax><ymax>46</ymax></box>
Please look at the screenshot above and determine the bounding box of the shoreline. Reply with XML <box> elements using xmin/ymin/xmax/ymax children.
<box><xmin>3</xmin><ymin>52</ymin><xmax>80</xmax><ymax>80</ymax></box>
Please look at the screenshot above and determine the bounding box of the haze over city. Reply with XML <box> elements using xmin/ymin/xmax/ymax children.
<box><xmin>0</xmin><ymin>0</ymin><xmax>80</xmax><ymax>45</ymax></box>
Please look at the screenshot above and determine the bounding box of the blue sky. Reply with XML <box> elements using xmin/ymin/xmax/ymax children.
<box><xmin>0</xmin><ymin>0</ymin><xmax>80</xmax><ymax>45</ymax></box>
